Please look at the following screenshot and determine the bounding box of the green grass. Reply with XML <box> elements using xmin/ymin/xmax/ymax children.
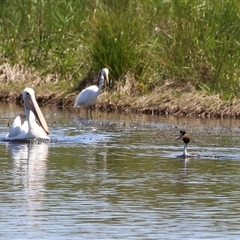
<box><xmin>0</xmin><ymin>0</ymin><xmax>240</xmax><ymax>99</ymax></box>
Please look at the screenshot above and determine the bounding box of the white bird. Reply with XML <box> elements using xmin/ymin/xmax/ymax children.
<box><xmin>5</xmin><ymin>87</ymin><xmax>50</xmax><ymax>141</ymax></box>
<box><xmin>74</xmin><ymin>68</ymin><xmax>109</xmax><ymax>116</ymax></box>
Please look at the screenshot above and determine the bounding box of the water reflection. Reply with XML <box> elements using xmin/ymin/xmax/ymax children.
<box><xmin>1</xmin><ymin>104</ymin><xmax>240</xmax><ymax>239</ymax></box>
<box><xmin>6</xmin><ymin>142</ymin><xmax>49</xmax><ymax>223</ymax></box>
<box><xmin>7</xmin><ymin>142</ymin><xmax>49</xmax><ymax>172</ymax></box>
<box><xmin>182</xmin><ymin>157</ymin><xmax>189</xmax><ymax>168</ymax></box>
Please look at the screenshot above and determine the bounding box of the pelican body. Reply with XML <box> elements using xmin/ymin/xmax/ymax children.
<box><xmin>6</xmin><ymin>87</ymin><xmax>50</xmax><ymax>141</ymax></box>
<box><xmin>74</xmin><ymin>68</ymin><xmax>109</xmax><ymax>114</ymax></box>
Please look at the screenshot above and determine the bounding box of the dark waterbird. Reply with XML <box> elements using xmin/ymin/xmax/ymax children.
<box><xmin>174</xmin><ymin>129</ymin><xmax>199</xmax><ymax>158</ymax></box>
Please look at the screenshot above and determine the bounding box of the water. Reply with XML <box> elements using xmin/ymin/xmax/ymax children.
<box><xmin>0</xmin><ymin>103</ymin><xmax>240</xmax><ymax>239</ymax></box>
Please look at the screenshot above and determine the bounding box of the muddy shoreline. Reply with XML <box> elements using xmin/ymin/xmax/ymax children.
<box><xmin>1</xmin><ymin>63</ymin><xmax>239</xmax><ymax>119</ymax></box>
<box><xmin>1</xmin><ymin>86</ymin><xmax>240</xmax><ymax>119</ymax></box>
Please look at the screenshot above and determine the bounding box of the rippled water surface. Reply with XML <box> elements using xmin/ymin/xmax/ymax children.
<box><xmin>0</xmin><ymin>103</ymin><xmax>240</xmax><ymax>239</ymax></box>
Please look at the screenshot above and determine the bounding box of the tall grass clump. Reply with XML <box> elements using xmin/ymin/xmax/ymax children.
<box><xmin>83</xmin><ymin>1</ymin><xmax>154</xmax><ymax>90</ymax></box>
<box><xmin>146</xmin><ymin>0</ymin><xmax>240</xmax><ymax>99</ymax></box>
<box><xmin>0</xmin><ymin>0</ymin><xmax>240</xmax><ymax>99</ymax></box>
<box><xmin>0</xmin><ymin>0</ymin><xmax>93</xmax><ymax>89</ymax></box>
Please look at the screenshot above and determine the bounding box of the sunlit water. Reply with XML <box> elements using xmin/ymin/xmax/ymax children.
<box><xmin>0</xmin><ymin>103</ymin><xmax>240</xmax><ymax>239</ymax></box>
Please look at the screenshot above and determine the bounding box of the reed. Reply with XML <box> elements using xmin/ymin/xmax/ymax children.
<box><xmin>0</xmin><ymin>0</ymin><xmax>239</xmax><ymax>99</ymax></box>
<box><xmin>84</xmin><ymin>1</ymin><xmax>152</xmax><ymax>89</ymax></box>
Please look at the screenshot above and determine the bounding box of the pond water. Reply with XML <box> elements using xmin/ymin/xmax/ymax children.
<box><xmin>0</xmin><ymin>103</ymin><xmax>240</xmax><ymax>239</ymax></box>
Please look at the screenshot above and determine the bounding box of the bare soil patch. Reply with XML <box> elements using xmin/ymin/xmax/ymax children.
<box><xmin>0</xmin><ymin>63</ymin><xmax>240</xmax><ymax>118</ymax></box>
<box><xmin>97</xmin><ymin>81</ymin><xmax>240</xmax><ymax>118</ymax></box>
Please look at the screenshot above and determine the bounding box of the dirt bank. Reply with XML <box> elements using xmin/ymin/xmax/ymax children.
<box><xmin>1</xmin><ymin>82</ymin><xmax>240</xmax><ymax>119</ymax></box>
<box><xmin>97</xmin><ymin>82</ymin><xmax>240</xmax><ymax>119</ymax></box>
<box><xmin>0</xmin><ymin>63</ymin><xmax>240</xmax><ymax>118</ymax></box>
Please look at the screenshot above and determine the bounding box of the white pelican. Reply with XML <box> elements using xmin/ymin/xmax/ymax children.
<box><xmin>5</xmin><ymin>87</ymin><xmax>50</xmax><ymax>141</ymax></box>
<box><xmin>174</xmin><ymin>129</ymin><xmax>199</xmax><ymax>158</ymax></box>
<box><xmin>74</xmin><ymin>68</ymin><xmax>109</xmax><ymax>116</ymax></box>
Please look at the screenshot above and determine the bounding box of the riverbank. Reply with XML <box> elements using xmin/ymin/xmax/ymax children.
<box><xmin>0</xmin><ymin>63</ymin><xmax>239</xmax><ymax>119</ymax></box>
<box><xmin>0</xmin><ymin>80</ymin><xmax>239</xmax><ymax>119</ymax></box>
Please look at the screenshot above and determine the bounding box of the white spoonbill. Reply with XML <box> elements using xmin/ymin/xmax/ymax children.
<box><xmin>5</xmin><ymin>87</ymin><xmax>50</xmax><ymax>141</ymax></box>
<box><xmin>74</xmin><ymin>68</ymin><xmax>109</xmax><ymax>116</ymax></box>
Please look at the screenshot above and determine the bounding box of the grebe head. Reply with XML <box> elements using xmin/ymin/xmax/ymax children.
<box><xmin>174</xmin><ymin>129</ymin><xmax>190</xmax><ymax>144</ymax></box>
<box><xmin>180</xmin><ymin>129</ymin><xmax>186</xmax><ymax>136</ymax></box>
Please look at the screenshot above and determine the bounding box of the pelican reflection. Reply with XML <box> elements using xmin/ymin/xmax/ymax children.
<box><xmin>6</xmin><ymin>142</ymin><xmax>49</xmax><ymax>221</ymax></box>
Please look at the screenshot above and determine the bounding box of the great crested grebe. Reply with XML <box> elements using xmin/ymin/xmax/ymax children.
<box><xmin>174</xmin><ymin>129</ymin><xmax>199</xmax><ymax>158</ymax></box>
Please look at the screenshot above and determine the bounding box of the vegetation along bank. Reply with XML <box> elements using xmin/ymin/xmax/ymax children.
<box><xmin>0</xmin><ymin>1</ymin><xmax>240</xmax><ymax>118</ymax></box>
